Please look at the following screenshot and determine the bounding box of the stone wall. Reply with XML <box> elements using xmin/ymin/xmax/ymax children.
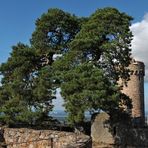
<box><xmin>115</xmin><ymin>126</ymin><xmax>148</xmax><ymax>147</ymax></box>
<box><xmin>2</xmin><ymin>128</ymin><xmax>91</xmax><ymax>148</ymax></box>
<box><xmin>91</xmin><ymin>113</ymin><xmax>148</xmax><ymax>148</ymax></box>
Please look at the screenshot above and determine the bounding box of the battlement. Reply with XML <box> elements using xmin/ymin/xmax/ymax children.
<box><xmin>129</xmin><ymin>60</ymin><xmax>145</xmax><ymax>76</ymax></box>
<box><xmin>129</xmin><ymin>70</ymin><xmax>144</xmax><ymax>76</ymax></box>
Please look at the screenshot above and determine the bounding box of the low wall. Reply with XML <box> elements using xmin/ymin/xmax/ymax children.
<box><xmin>115</xmin><ymin>127</ymin><xmax>148</xmax><ymax>147</ymax></box>
<box><xmin>2</xmin><ymin>128</ymin><xmax>91</xmax><ymax>148</ymax></box>
<box><xmin>91</xmin><ymin>113</ymin><xmax>148</xmax><ymax>148</ymax></box>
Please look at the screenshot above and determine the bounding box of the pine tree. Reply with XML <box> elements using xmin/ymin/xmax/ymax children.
<box><xmin>0</xmin><ymin>9</ymin><xmax>82</xmax><ymax>126</ymax></box>
<box><xmin>0</xmin><ymin>8</ymin><xmax>133</xmax><ymax>126</ymax></box>
<box><xmin>54</xmin><ymin>7</ymin><xmax>133</xmax><ymax>125</ymax></box>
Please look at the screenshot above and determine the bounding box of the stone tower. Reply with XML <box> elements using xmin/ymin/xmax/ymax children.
<box><xmin>121</xmin><ymin>59</ymin><xmax>145</xmax><ymax>125</ymax></box>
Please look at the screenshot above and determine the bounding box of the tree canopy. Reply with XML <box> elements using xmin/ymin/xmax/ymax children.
<box><xmin>0</xmin><ymin>9</ymin><xmax>82</xmax><ymax>126</ymax></box>
<box><xmin>0</xmin><ymin>7</ymin><xmax>133</xmax><ymax>126</ymax></box>
<box><xmin>54</xmin><ymin>7</ymin><xmax>133</xmax><ymax>125</ymax></box>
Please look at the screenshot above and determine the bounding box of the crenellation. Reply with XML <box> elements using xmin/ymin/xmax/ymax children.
<box><xmin>129</xmin><ymin>70</ymin><xmax>144</xmax><ymax>76</ymax></box>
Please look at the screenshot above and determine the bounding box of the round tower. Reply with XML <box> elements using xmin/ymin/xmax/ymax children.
<box><xmin>121</xmin><ymin>60</ymin><xmax>145</xmax><ymax>125</ymax></box>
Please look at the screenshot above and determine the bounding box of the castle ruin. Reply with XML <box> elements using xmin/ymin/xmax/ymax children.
<box><xmin>121</xmin><ymin>59</ymin><xmax>145</xmax><ymax>125</ymax></box>
<box><xmin>91</xmin><ymin>59</ymin><xmax>148</xmax><ymax>147</ymax></box>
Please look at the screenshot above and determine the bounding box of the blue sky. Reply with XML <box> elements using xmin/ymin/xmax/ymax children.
<box><xmin>0</xmin><ymin>0</ymin><xmax>148</xmax><ymax>111</ymax></box>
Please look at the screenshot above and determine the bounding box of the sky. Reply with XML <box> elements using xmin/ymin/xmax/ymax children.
<box><xmin>0</xmin><ymin>0</ymin><xmax>148</xmax><ymax>111</ymax></box>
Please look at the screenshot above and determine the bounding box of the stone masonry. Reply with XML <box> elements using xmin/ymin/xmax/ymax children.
<box><xmin>91</xmin><ymin>113</ymin><xmax>148</xmax><ymax>148</ymax></box>
<box><xmin>120</xmin><ymin>60</ymin><xmax>145</xmax><ymax>125</ymax></box>
<box><xmin>1</xmin><ymin>128</ymin><xmax>92</xmax><ymax>148</ymax></box>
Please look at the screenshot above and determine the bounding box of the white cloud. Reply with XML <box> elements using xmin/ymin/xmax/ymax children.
<box><xmin>130</xmin><ymin>13</ymin><xmax>148</xmax><ymax>81</ymax></box>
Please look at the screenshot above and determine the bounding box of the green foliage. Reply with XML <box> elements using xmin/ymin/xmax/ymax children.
<box><xmin>0</xmin><ymin>7</ymin><xmax>132</xmax><ymax>126</ymax></box>
<box><xmin>70</xmin><ymin>7</ymin><xmax>133</xmax><ymax>82</ymax></box>
<box><xmin>54</xmin><ymin>7</ymin><xmax>133</xmax><ymax>125</ymax></box>
<box><xmin>55</xmin><ymin>61</ymin><xmax>132</xmax><ymax>125</ymax></box>
<box><xmin>31</xmin><ymin>8</ymin><xmax>83</xmax><ymax>55</ymax></box>
<box><xmin>0</xmin><ymin>43</ymin><xmax>54</xmax><ymax>125</ymax></box>
<box><xmin>0</xmin><ymin>8</ymin><xmax>82</xmax><ymax>126</ymax></box>
<box><xmin>60</xmin><ymin>63</ymin><xmax>121</xmax><ymax>124</ymax></box>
